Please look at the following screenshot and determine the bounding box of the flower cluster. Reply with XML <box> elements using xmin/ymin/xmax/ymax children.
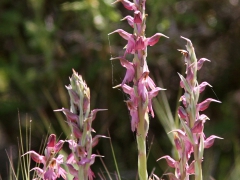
<box><xmin>21</xmin><ymin>1</ymin><xmax>224</xmax><ymax>180</ymax></box>
<box><xmin>109</xmin><ymin>0</ymin><xmax>167</xmax><ymax>179</ymax></box>
<box><xmin>158</xmin><ymin>37</ymin><xmax>222</xmax><ymax>180</ymax></box>
<box><xmin>110</xmin><ymin>0</ymin><xmax>167</xmax><ymax>135</ymax></box>
<box><xmin>26</xmin><ymin>70</ymin><xmax>107</xmax><ymax>180</ymax></box>
<box><xmin>56</xmin><ymin>70</ymin><xmax>107</xmax><ymax>180</ymax></box>
<box><xmin>23</xmin><ymin>134</ymin><xmax>66</xmax><ymax>180</ymax></box>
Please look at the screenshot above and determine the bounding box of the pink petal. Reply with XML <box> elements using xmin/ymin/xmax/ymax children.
<box><xmin>170</xmin><ymin>129</ymin><xmax>186</xmax><ymax>137</ymax></box>
<box><xmin>146</xmin><ymin>33</ymin><xmax>169</xmax><ymax>46</ymax></box>
<box><xmin>178</xmin><ymin>106</ymin><xmax>187</xmax><ymax>119</ymax></box>
<box><xmin>30</xmin><ymin>167</ymin><xmax>44</xmax><ymax>177</ymax></box>
<box><xmin>92</xmin><ymin>135</ymin><xmax>109</xmax><ymax>147</ymax></box>
<box><xmin>197</xmin><ymin>98</ymin><xmax>221</xmax><ymax>111</ymax></box>
<box><xmin>83</xmin><ymin>96</ymin><xmax>90</xmax><ymax>113</ymax></box>
<box><xmin>44</xmin><ymin>169</ymin><xmax>57</xmax><ymax>180</ymax></box>
<box><xmin>58</xmin><ymin>167</ymin><xmax>67</xmax><ymax>179</ymax></box>
<box><xmin>54</xmin><ymin>108</ymin><xmax>78</xmax><ymax>123</ymax></box>
<box><xmin>130</xmin><ymin>110</ymin><xmax>139</xmax><ymax>132</ymax></box>
<box><xmin>112</xmin><ymin>0</ymin><xmax>137</xmax><ymax>11</ymax></box>
<box><xmin>195</xmin><ymin>81</ymin><xmax>212</xmax><ymax>93</ymax></box>
<box><xmin>148</xmin><ymin>87</ymin><xmax>165</xmax><ymax>117</ymax></box>
<box><xmin>125</xmin><ymin>100</ymin><xmax>139</xmax><ymax>132</ymax></box>
<box><xmin>66</xmin><ymin>140</ymin><xmax>77</xmax><ymax>151</ymax></box>
<box><xmin>135</xmin><ymin>36</ymin><xmax>146</xmax><ymax>50</ymax></box>
<box><xmin>108</xmin><ymin>29</ymin><xmax>132</xmax><ymax>41</ymax></box>
<box><xmin>169</xmin><ymin>129</ymin><xmax>193</xmax><ymax>157</ymax></box>
<box><xmin>187</xmin><ymin>160</ymin><xmax>195</xmax><ymax>175</ymax></box>
<box><xmin>54</xmin><ymin>140</ymin><xmax>64</xmax><ymax>153</ymax></box>
<box><xmin>91</xmin><ymin>109</ymin><xmax>108</xmax><ymax>121</ymax></box>
<box><xmin>121</xmin><ymin>15</ymin><xmax>134</xmax><ymax>27</ymax></box>
<box><xmin>69</xmin><ymin>122</ymin><xmax>82</xmax><ymax>138</ymax></box>
<box><xmin>148</xmin><ymin>98</ymin><xmax>155</xmax><ymax>117</ymax></box>
<box><xmin>122</xmin><ymin>85</ymin><xmax>138</xmax><ymax>106</ymax></box>
<box><xmin>88</xmin><ymin>168</ymin><xmax>96</xmax><ymax>180</ymax></box>
<box><xmin>185</xmin><ymin>140</ymin><xmax>193</xmax><ymax>159</ymax></box>
<box><xmin>117</xmin><ymin>57</ymin><xmax>135</xmax><ymax>85</ymax></box>
<box><xmin>23</xmin><ymin>151</ymin><xmax>45</xmax><ymax>164</ymax></box>
<box><xmin>121</xmin><ymin>84</ymin><xmax>134</xmax><ymax>96</ymax></box>
<box><xmin>134</xmin><ymin>10</ymin><xmax>142</xmax><ymax>23</ymax></box>
<box><xmin>197</xmin><ymin>58</ymin><xmax>210</xmax><ymax>70</ymax></box>
<box><xmin>204</xmin><ymin>135</ymin><xmax>223</xmax><ymax>149</ymax></box>
<box><xmin>148</xmin><ymin>87</ymin><xmax>164</xmax><ymax>99</ymax></box>
<box><xmin>65</xmin><ymin>87</ymin><xmax>80</xmax><ymax>104</ymax></box>
<box><xmin>173</xmin><ymin>133</ymin><xmax>182</xmax><ymax>151</ymax></box>
<box><xmin>78</xmin><ymin>157</ymin><xmax>91</xmax><ymax>166</ymax></box>
<box><xmin>56</xmin><ymin>154</ymin><xmax>64</xmax><ymax>164</ymax></box>
<box><xmin>130</xmin><ymin>109</ymin><xmax>139</xmax><ymax>132</ymax></box>
<box><xmin>138</xmin><ymin>78</ymin><xmax>148</xmax><ymax>102</ymax></box>
<box><xmin>66</xmin><ymin>153</ymin><xmax>76</xmax><ymax>164</ymax></box>
<box><xmin>125</xmin><ymin>36</ymin><xmax>136</xmax><ymax>55</ymax></box>
<box><xmin>128</xmin><ymin>103</ymin><xmax>139</xmax><ymax>132</ymax></box>
<box><xmin>186</xmin><ymin>66</ymin><xmax>194</xmax><ymax>84</ymax></box>
<box><xmin>47</xmin><ymin>134</ymin><xmax>56</xmax><ymax>148</ymax></box>
<box><xmin>180</xmin><ymin>80</ymin><xmax>184</xmax><ymax>88</ymax></box>
<box><xmin>179</xmin><ymin>95</ymin><xmax>187</xmax><ymax>107</ymax></box>
<box><xmin>89</xmin><ymin>154</ymin><xmax>102</xmax><ymax>165</ymax></box>
<box><xmin>198</xmin><ymin>114</ymin><xmax>209</xmax><ymax>121</ymax></box>
<box><xmin>191</xmin><ymin>120</ymin><xmax>203</xmax><ymax>133</ymax></box>
<box><xmin>157</xmin><ymin>155</ymin><xmax>177</xmax><ymax>168</ymax></box>
<box><xmin>146</xmin><ymin>75</ymin><xmax>156</xmax><ymax>90</ymax></box>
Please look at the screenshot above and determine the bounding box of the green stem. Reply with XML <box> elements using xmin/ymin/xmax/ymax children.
<box><xmin>193</xmin><ymin>144</ymin><xmax>202</xmax><ymax>180</ymax></box>
<box><xmin>133</xmin><ymin>0</ymin><xmax>148</xmax><ymax>179</ymax></box>
<box><xmin>78</xmin><ymin>167</ymin><xmax>85</xmax><ymax>180</ymax></box>
<box><xmin>136</xmin><ymin>106</ymin><xmax>148</xmax><ymax>180</ymax></box>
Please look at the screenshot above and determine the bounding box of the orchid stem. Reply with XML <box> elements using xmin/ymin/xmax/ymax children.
<box><xmin>136</xmin><ymin>106</ymin><xmax>148</xmax><ymax>180</ymax></box>
<box><xmin>194</xmin><ymin>144</ymin><xmax>202</xmax><ymax>180</ymax></box>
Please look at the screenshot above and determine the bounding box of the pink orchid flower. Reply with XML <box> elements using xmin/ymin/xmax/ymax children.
<box><xmin>197</xmin><ymin>98</ymin><xmax>221</xmax><ymax>112</ymax></box>
<box><xmin>134</xmin><ymin>10</ymin><xmax>142</xmax><ymax>23</ymax></box>
<box><xmin>197</xmin><ymin>58</ymin><xmax>210</xmax><ymax>70</ymax></box>
<box><xmin>108</xmin><ymin>29</ymin><xmax>135</xmax><ymax>56</ymax></box>
<box><xmin>110</xmin><ymin>56</ymin><xmax>135</xmax><ymax>85</ymax></box>
<box><xmin>23</xmin><ymin>134</ymin><xmax>66</xmax><ymax>180</ymax></box>
<box><xmin>157</xmin><ymin>155</ymin><xmax>178</xmax><ymax>168</ymax></box>
<box><xmin>121</xmin><ymin>15</ymin><xmax>134</xmax><ymax>27</ymax></box>
<box><xmin>112</xmin><ymin>0</ymin><xmax>137</xmax><ymax>11</ymax></box>
<box><xmin>54</xmin><ymin>108</ymin><xmax>78</xmax><ymax>123</ymax></box>
<box><xmin>204</xmin><ymin>135</ymin><xmax>223</xmax><ymax>148</ymax></box>
<box><xmin>148</xmin><ymin>87</ymin><xmax>165</xmax><ymax>117</ymax></box>
<box><xmin>194</xmin><ymin>81</ymin><xmax>212</xmax><ymax>93</ymax></box>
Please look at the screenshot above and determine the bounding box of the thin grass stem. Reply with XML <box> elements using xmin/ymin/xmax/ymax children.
<box><xmin>107</xmin><ymin>131</ymin><xmax>121</xmax><ymax>180</ymax></box>
<box><xmin>5</xmin><ymin>149</ymin><xmax>17</xmax><ymax>180</ymax></box>
<box><xmin>97</xmin><ymin>151</ymin><xmax>112</xmax><ymax>180</ymax></box>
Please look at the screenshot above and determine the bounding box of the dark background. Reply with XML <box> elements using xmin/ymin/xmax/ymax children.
<box><xmin>1</xmin><ymin>0</ymin><xmax>240</xmax><ymax>179</ymax></box>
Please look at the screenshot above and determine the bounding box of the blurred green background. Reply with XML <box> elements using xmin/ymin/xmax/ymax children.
<box><xmin>1</xmin><ymin>0</ymin><xmax>240</xmax><ymax>179</ymax></box>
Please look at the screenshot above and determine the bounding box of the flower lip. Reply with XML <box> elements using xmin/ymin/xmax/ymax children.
<box><xmin>112</xmin><ymin>0</ymin><xmax>137</xmax><ymax>11</ymax></box>
<box><xmin>197</xmin><ymin>98</ymin><xmax>221</xmax><ymax>112</ymax></box>
<box><xmin>156</xmin><ymin>155</ymin><xmax>177</xmax><ymax>168</ymax></box>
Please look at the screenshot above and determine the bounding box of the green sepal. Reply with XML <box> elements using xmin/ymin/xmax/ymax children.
<box><xmin>180</xmin><ymin>118</ymin><xmax>194</xmax><ymax>145</ymax></box>
<box><xmin>181</xmin><ymin>36</ymin><xmax>197</xmax><ymax>64</ymax></box>
<box><xmin>199</xmin><ymin>133</ymin><xmax>204</xmax><ymax>160</ymax></box>
<box><xmin>178</xmin><ymin>73</ymin><xmax>191</xmax><ymax>93</ymax></box>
